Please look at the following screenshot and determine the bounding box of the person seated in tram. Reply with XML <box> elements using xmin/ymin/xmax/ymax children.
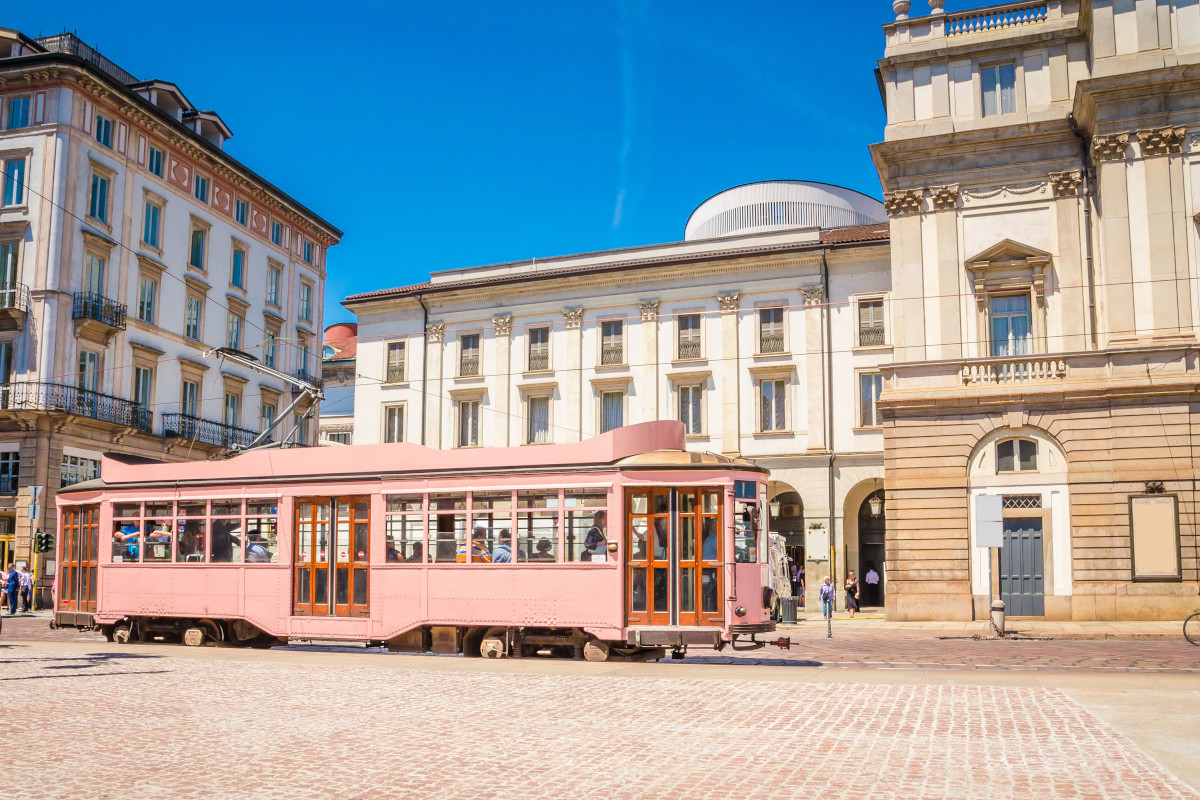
<box><xmin>492</xmin><ymin>532</ymin><xmax>512</xmax><ymax>563</ymax></box>
<box><xmin>582</xmin><ymin>511</ymin><xmax>607</xmax><ymax>562</ymax></box>
<box><xmin>406</xmin><ymin>542</ymin><xmax>424</xmax><ymax>563</ymax></box>
<box><xmin>211</xmin><ymin>519</ymin><xmax>242</xmax><ymax>562</ymax></box>
<box><xmin>385</xmin><ymin>537</ymin><xmax>401</xmax><ymax>563</ymax></box>
<box><xmin>246</xmin><ymin>529</ymin><xmax>271</xmax><ymax>563</ymax></box>
<box><xmin>457</xmin><ymin>526</ymin><xmax>493</xmax><ymax>563</ymax></box>
<box><xmin>531</xmin><ymin>538</ymin><xmax>554</xmax><ymax>562</ymax></box>
<box><xmin>112</xmin><ymin>525</ymin><xmax>140</xmax><ymax>561</ymax></box>
<box><xmin>701</xmin><ymin>519</ymin><xmax>718</xmax><ymax>561</ymax></box>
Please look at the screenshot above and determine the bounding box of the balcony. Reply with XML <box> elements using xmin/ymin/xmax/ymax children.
<box><xmin>527</xmin><ymin>349</ymin><xmax>549</xmax><ymax>372</ymax></box>
<box><xmin>677</xmin><ymin>338</ymin><xmax>701</xmax><ymax>360</ymax></box>
<box><xmin>881</xmin><ymin>344</ymin><xmax>1199</xmax><ymax>411</ymax></box>
<box><xmin>36</xmin><ymin>33</ymin><xmax>140</xmax><ymax>85</ymax></box>
<box><xmin>601</xmin><ymin>344</ymin><xmax>624</xmax><ymax>365</ymax></box>
<box><xmin>459</xmin><ymin>354</ymin><xmax>480</xmax><ymax>377</ymax></box>
<box><xmin>759</xmin><ymin>332</ymin><xmax>784</xmax><ymax>354</ymax></box>
<box><xmin>72</xmin><ymin>292</ymin><xmax>127</xmax><ymax>344</ymax></box>
<box><xmin>162</xmin><ymin>413</ymin><xmax>258</xmax><ymax>449</ymax></box>
<box><xmin>858</xmin><ymin>326</ymin><xmax>886</xmax><ymax>347</ymax></box>
<box><xmin>0</xmin><ymin>381</ymin><xmax>152</xmax><ymax>432</ymax></box>
<box><xmin>294</xmin><ymin>369</ymin><xmax>324</xmax><ymax>389</ymax></box>
<box><xmin>386</xmin><ymin>363</ymin><xmax>406</xmax><ymax>383</ymax></box>
<box><xmin>0</xmin><ymin>283</ymin><xmax>29</xmax><ymax>332</ymax></box>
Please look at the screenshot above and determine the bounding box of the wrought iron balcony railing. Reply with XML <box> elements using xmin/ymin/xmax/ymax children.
<box><xmin>459</xmin><ymin>355</ymin><xmax>480</xmax><ymax>377</ymax></box>
<box><xmin>677</xmin><ymin>339</ymin><xmax>701</xmax><ymax>360</ymax></box>
<box><xmin>527</xmin><ymin>349</ymin><xmax>549</xmax><ymax>371</ymax></box>
<box><xmin>601</xmin><ymin>344</ymin><xmax>624</xmax><ymax>365</ymax></box>
<box><xmin>386</xmin><ymin>363</ymin><xmax>406</xmax><ymax>383</ymax></box>
<box><xmin>759</xmin><ymin>332</ymin><xmax>784</xmax><ymax>353</ymax></box>
<box><xmin>162</xmin><ymin>413</ymin><xmax>258</xmax><ymax>449</ymax></box>
<box><xmin>0</xmin><ymin>381</ymin><xmax>152</xmax><ymax>431</ymax></box>
<box><xmin>0</xmin><ymin>283</ymin><xmax>30</xmax><ymax>313</ymax></box>
<box><xmin>36</xmin><ymin>33</ymin><xmax>140</xmax><ymax>85</ymax></box>
<box><xmin>294</xmin><ymin>369</ymin><xmax>324</xmax><ymax>389</ymax></box>
<box><xmin>72</xmin><ymin>292</ymin><xmax>127</xmax><ymax>330</ymax></box>
<box><xmin>858</xmin><ymin>326</ymin><xmax>886</xmax><ymax>347</ymax></box>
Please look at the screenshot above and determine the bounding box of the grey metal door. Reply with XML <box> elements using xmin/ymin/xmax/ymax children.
<box><xmin>999</xmin><ymin>518</ymin><xmax>1044</xmax><ymax>616</ymax></box>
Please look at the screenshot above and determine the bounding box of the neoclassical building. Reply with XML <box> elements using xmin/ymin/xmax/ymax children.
<box><xmin>345</xmin><ymin>181</ymin><xmax>893</xmax><ymax>610</ymax></box>
<box><xmin>874</xmin><ymin>0</ymin><xmax>1200</xmax><ymax>619</ymax></box>
<box><xmin>0</xmin><ymin>30</ymin><xmax>339</xmax><ymax>598</ymax></box>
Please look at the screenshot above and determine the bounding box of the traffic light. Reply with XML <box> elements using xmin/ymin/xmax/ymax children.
<box><xmin>34</xmin><ymin>532</ymin><xmax>53</xmax><ymax>554</ymax></box>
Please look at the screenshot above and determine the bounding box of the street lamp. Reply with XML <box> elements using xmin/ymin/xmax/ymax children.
<box><xmin>769</xmin><ymin>498</ymin><xmax>781</xmax><ymax>518</ymax></box>
<box><xmin>868</xmin><ymin>494</ymin><xmax>883</xmax><ymax>517</ymax></box>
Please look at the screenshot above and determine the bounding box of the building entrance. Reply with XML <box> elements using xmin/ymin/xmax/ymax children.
<box><xmin>858</xmin><ymin>490</ymin><xmax>886</xmax><ymax>607</ymax></box>
<box><xmin>999</xmin><ymin>518</ymin><xmax>1044</xmax><ymax>616</ymax></box>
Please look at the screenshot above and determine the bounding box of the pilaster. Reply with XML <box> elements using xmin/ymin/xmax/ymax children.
<box><xmin>424</xmin><ymin>322</ymin><xmax>444</xmax><ymax>448</ymax></box>
<box><xmin>562</xmin><ymin>308</ymin><xmax>583</xmax><ymax>442</ymax></box>
<box><xmin>639</xmin><ymin>301</ymin><xmax>659</xmax><ymax>422</ymax></box>
<box><xmin>492</xmin><ymin>315</ymin><xmax>512</xmax><ymax>447</ymax></box>
<box><xmin>802</xmin><ymin>285</ymin><xmax>827</xmax><ymax>452</ymax></box>
<box><xmin>717</xmin><ymin>293</ymin><xmax>740</xmax><ymax>455</ymax></box>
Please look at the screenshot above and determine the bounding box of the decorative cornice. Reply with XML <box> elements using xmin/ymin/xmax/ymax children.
<box><xmin>961</xmin><ymin>181</ymin><xmax>1047</xmax><ymax>200</ymax></box>
<box><xmin>883</xmin><ymin>189</ymin><xmax>923</xmax><ymax>216</ymax></box>
<box><xmin>929</xmin><ymin>185</ymin><xmax>959</xmax><ymax>210</ymax></box>
<box><xmin>425</xmin><ymin>322</ymin><xmax>445</xmax><ymax>343</ymax></box>
<box><xmin>801</xmin><ymin>285</ymin><xmax>824</xmax><ymax>306</ymax></box>
<box><xmin>562</xmin><ymin>308</ymin><xmax>584</xmax><ymax>329</ymax></box>
<box><xmin>1137</xmin><ymin>126</ymin><xmax>1187</xmax><ymax>157</ymax></box>
<box><xmin>492</xmin><ymin>314</ymin><xmax>512</xmax><ymax>336</ymax></box>
<box><xmin>639</xmin><ymin>300</ymin><xmax>660</xmax><ymax>321</ymax></box>
<box><xmin>1092</xmin><ymin>133</ymin><xmax>1130</xmax><ymax>161</ymax></box>
<box><xmin>717</xmin><ymin>292</ymin><xmax>740</xmax><ymax>313</ymax></box>
<box><xmin>1049</xmin><ymin>171</ymin><xmax>1083</xmax><ymax>197</ymax></box>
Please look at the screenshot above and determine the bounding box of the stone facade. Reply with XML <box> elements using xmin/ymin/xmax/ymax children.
<box><xmin>872</xmin><ymin>0</ymin><xmax>1200</xmax><ymax>620</ymax></box>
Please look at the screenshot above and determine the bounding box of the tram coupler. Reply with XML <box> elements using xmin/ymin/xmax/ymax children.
<box><xmin>770</xmin><ymin>637</ymin><xmax>792</xmax><ymax>650</ymax></box>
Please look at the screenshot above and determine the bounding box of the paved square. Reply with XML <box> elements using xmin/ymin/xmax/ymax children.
<box><xmin>4</xmin><ymin>648</ymin><xmax>1197</xmax><ymax>800</ymax></box>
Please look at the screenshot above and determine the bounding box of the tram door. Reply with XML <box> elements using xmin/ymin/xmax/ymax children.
<box><xmin>59</xmin><ymin>505</ymin><xmax>99</xmax><ymax>614</ymax></box>
<box><xmin>293</xmin><ymin>497</ymin><xmax>370</xmax><ymax>617</ymax></box>
<box><xmin>626</xmin><ymin>488</ymin><xmax>723</xmax><ymax>627</ymax></box>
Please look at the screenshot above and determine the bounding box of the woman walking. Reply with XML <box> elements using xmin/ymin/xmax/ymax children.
<box><xmin>844</xmin><ymin>571</ymin><xmax>860</xmax><ymax>618</ymax></box>
<box><xmin>819</xmin><ymin>576</ymin><xmax>835</xmax><ymax>619</ymax></box>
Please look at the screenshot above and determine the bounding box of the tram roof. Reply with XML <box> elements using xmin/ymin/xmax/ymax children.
<box><xmin>61</xmin><ymin>422</ymin><xmax>765</xmax><ymax>494</ymax></box>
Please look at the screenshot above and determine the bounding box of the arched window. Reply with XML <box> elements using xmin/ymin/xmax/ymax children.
<box><xmin>996</xmin><ymin>438</ymin><xmax>1037</xmax><ymax>473</ymax></box>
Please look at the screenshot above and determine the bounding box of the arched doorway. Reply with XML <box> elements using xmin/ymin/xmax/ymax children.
<box><xmin>768</xmin><ymin>484</ymin><xmax>804</xmax><ymax>599</ymax></box>
<box><xmin>857</xmin><ymin>490</ymin><xmax>885</xmax><ymax>607</ymax></box>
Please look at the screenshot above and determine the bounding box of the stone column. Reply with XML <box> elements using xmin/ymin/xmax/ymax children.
<box><xmin>929</xmin><ymin>185</ymin><xmax>963</xmax><ymax>360</ymax></box>
<box><xmin>802</xmin><ymin>284</ymin><xmax>827</xmax><ymax>452</ymax></box>
<box><xmin>884</xmin><ymin>190</ymin><xmax>926</xmax><ymax>362</ymax></box>
<box><xmin>424</xmin><ymin>323</ymin><xmax>444</xmax><ymax>449</ymax></box>
<box><xmin>1050</xmin><ymin>171</ymin><xmax>1089</xmax><ymax>350</ymax></box>
<box><xmin>492</xmin><ymin>315</ymin><xmax>512</xmax><ymax>447</ymax></box>
<box><xmin>639</xmin><ymin>301</ymin><xmax>659</xmax><ymax>422</ymax></box>
<box><xmin>1135</xmin><ymin>127</ymin><xmax>1189</xmax><ymax>334</ymax></box>
<box><xmin>718</xmin><ymin>293</ymin><xmax>740</xmax><ymax>455</ymax></box>
<box><xmin>562</xmin><ymin>308</ymin><xmax>584</xmax><ymax>441</ymax></box>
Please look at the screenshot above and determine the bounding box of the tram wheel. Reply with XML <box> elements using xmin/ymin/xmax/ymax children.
<box><xmin>112</xmin><ymin>625</ymin><xmax>133</xmax><ymax>645</ymax></box>
<box><xmin>198</xmin><ymin>619</ymin><xmax>224</xmax><ymax>645</ymax></box>
<box><xmin>480</xmin><ymin>627</ymin><xmax>508</xmax><ymax>658</ymax></box>
<box><xmin>583</xmin><ymin>640</ymin><xmax>611</xmax><ymax>663</ymax></box>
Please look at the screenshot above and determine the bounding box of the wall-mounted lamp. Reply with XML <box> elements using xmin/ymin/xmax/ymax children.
<box><xmin>868</xmin><ymin>494</ymin><xmax>883</xmax><ymax>518</ymax></box>
<box><xmin>769</xmin><ymin>498</ymin><xmax>781</xmax><ymax>518</ymax></box>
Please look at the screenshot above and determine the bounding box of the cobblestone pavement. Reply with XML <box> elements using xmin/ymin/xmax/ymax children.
<box><xmin>3</xmin><ymin>645</ymin><xmax>1197</xmax><ymax>800</ymax></box>
<box><xmin>5</xmin><ymin>613</ymin><xmax>1198</xmax><ymax>673</ymax></box>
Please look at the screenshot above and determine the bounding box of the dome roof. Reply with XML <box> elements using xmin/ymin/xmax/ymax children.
<box><xmin>685</xmin><ymin>180</ymin><xmax>886</xmax><ymax>241</ymax></box>
<box><xmin>324</xmin><ymin>322</ymin><xmax>358</xmax><ymax>341</ymax></box>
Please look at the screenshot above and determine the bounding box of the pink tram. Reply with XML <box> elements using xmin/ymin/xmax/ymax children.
<box><xmin>53</xmin><ymin>422</ymin><xmax>779</xmax><ymax>661</ymax></box>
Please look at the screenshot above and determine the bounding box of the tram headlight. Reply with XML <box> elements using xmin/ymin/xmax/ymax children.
<box><xmin>734</xmin><ymin>606</ymin><xmax>747</xmax><ymax>617</ymax></box>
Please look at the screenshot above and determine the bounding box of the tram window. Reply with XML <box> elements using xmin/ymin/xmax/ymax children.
<box><xmin>564</xmin><ymin>491</ymin><xmax>606</xmax><ymax>562</ymax></box>
<box><xmin>465</xmin><ymin>517</ymin><xmax>495</xmax><ymax>563</ymax></box>
<box><xmin>114</xmin><ymin>503</ymin><xmax>140</xmax><ymax>518</ymax></box>
<box><xmin>629</xmin><ymin>516</ymin><xmax>648</xmax><ymax>561</ymax></box>
<box><xmin>211</xmin><ymin>518</ymin><xmax>243</xmax><ymax>563</ymax></box>
<box><xmin>653</xmin><ymin>493</ymin><xmax>669</xmax><ymax>514</ymax></box>
<box><xmin>432</xmin><ymin>513</ymin><xmax>463</xmax><ymax>563</ymax></box>
<box><xmin>517</xmin><ymin>490</ymin><xmax>558</xmax><ymax>509</ymax></box>
<box><xmin>246</xmin><ymin>498</ymin><xmax>279</xmax><ymax>516</ymax></box>
<box><xmin>734</xmin><ymin>500</ymin><xmax>760</xmax><ymax>563</ymax></box>
<box><xmin>630</xmin><ymin>492</ymin><xmax>648</xmax><ymax>515</ymax></box>
<box><xmin>176</xmin><ymin>519</ymin><xmax>207</xmax><ymax>563</ymax></box>
<box><xmin>386</xmin><ymin>496</ymin><xmax>422</xmax><ymax>514</ymax></box>
<box><xmin>211</xmin><ymin>499</ymin><xmax>242</xmax><ymax>516</ymax></box>
<box><xmin>143</xmin><ymin>518</ymin><xmax>172</xmax><ymax>562</ymax></box>
<box><xmin>246</xmin><ymin>518</ymin><xmax>277</xmax><ymax>562</ymax></box>
<box><xmin>701</xmin><ymin>568</ymin><xmax>719</xmax><ymax>613</ymax></box>
<box><xmin>145</xmin><ymin>501</ymin><xmax>173</xmax><ymax>518</ymax></box>
<box><xmin>472</xmin><ymin>493</ymin><xmax>511</xmax><ymax>563</ymax></box>
<box><xmin>385</xmin><ymin>514</ymin><xmax>423</xmax><ymax>563</ymax></box>
<box><xmin>112</xmin><ymin>519</ymin><xmax>142</xmax><ymax>562</ymax></box>
<box><xmin>518</xmin><ymin>511</ymin><xmax>557</xmax><ymax>562</ymax></box>
<box><xmin>630</xmin><ymin>568</ymin><xmax>647</xmax><ymax>611</ymax></box>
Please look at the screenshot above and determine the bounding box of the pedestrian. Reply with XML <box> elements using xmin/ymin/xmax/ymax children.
<box><xmin>0</xmin><ymin>563</ymin><xmax>7</xmax><ymax>611</ymax></box>
<box><xmin>844</xmin><ymin>571</ymin><xmax>860</xmax><ymax>618</ymax></box>
<box><xmin>18</xmin><ymin>566</ymin><xmax>32</xmax><ymax>612</ymax></box>
<box><xmin>819</xmin><ymin>575</ymin><xmax>835</xmax><ymax>619</ymax></box>
<box><xmin>864</xmin><ymin>564</ymin><xmax>881</xmax><ymax>607</ymax></box>
<box><xmin>5</xmin><ymin>564</ymin><xmax>19</xmax><ymax>615</ymax></box>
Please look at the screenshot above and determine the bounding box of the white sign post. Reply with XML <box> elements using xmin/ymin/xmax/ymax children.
<box><xmin>975</xmin><ymin>495</ymin><xmax>1005</xmax><ymax>636</ymax></box>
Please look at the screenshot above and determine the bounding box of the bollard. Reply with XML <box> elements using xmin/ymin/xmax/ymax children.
<box><xmin>990</xmin><ymin>598</ymin><xmax>1006</xmax><ymax>637</ymax></box>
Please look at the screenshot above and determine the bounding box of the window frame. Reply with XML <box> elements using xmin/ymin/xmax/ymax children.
<box><xmin>857</xmin><ymin>371</ymin><xmax>884</xmax><ymax>429</ymax></box>
<box><xmin>188</xmin><ymin>218</ymin><xmax>210</xmax><ymax>272</ymax></box>
<box><xmin>230</xmin><ymin>245</ymin><xmax>248</xmax><ymax>290</ymax></box>
<box><xmin>133</xmin><ymin>365</ymin><xmax>154</xmax><ymax>409</ymax></box>
<box><xmin>193</xmin><ymin>173</ymin><xmax>210</xmax><ymax>204</ymax></box>
<box><xmin>94</xmin><ymin>113</ymin><xmax>114</xmax><ymax>149</ymax></box>
<box><xmin>526</xmin><ymin>394</ymin><xmax>551</xmax><ymax>444</ymax></box>
<box><xmin>527</xmin><ymin>326</ymin><xmax>551</xmax><ymax>372</ymax></box>
<box><xmin>677</xmin><ymin>382</ymin><xmax>704</xmax><ymax>436</ymax></box>
<box><xmin>234</xmin><ymin>198</ymin><xmax>248</xmax><ymax>226</ymax></box>
<box><xmin>758</xmin><ymin>376</ymin><xmax>789</xmax><ymax>433</ymax></box>
<box><xmin>264</xmin><ymin>326</ymin><xmax>280</xmax><ymax>369</ymax></box>
<box><xmin>456</xmin><ymin>398</ymin><xmax>481</xmax><ymax>448</ymax></box>
<box><xmin>1</xmin><ymin>155</ymin><xmax>27</xmax><ymax>208</ymax></box>
<box><xmin>298</xmin><ymin>281</ymin><xmax>313</xmax><ymax>322</ymax></box>
<box><xmin>855</xmin><ymin>297</ymin><xmax>887</xmax><ymax>348</ymax></box>
<box><xmin>146</xmin><ymin>144</ymin><xmax>165</xmax><ymax>178</ymax></box>
<box><xmin>266</xmin><ymin>263</ymin><xmax>282</xmax><ymax>307</ymax></box>
<box><xmin>4</xmin><ymin>95</ymin><xmax>31</xmax><ymax>130</ymax></box>
<box><xmin>995</xmin><ymin>438</ymin><xmax>1039</xmax><ymax>474</ymax></box>
<box><xmin>599</xmin><ymin>388</ymin><xmax>625</xmax><ymax>433</ymax></box>
<box><xmin>757</xmin><ymin>305</ymin><xmax>787</xmax><ymax>355</ymax></box>
<box><xmin>224</xmin><ymin>390</ymin><xmax>242</xmax><ymax>429</ymax></box>
<box><xmin>226</xmin><ymin>311</ymin><xmax>244</xmax><ymax>350</ymax></box>
<box><xmin>136</xmin><ymin>273</ymin><xmax>158</xmax><ymax>325</ymax></box>
<box><xmin>184</xmin><ymin>294</ymin><xmax>204</xmax><ymax>342</ymax></box>
<box><xmin>181</xmin><ymin>378</ymin><xmax>200</xmax><ymax>417</ymax></box>
<box><xmin>270</xmin><ymin>220</ymin><xmax>283</xmax><ymax>246</ymax></box>
<box><xmin>385</xmin><ymin>341</ymin><xmax>406</xmax><ymax>383</ymax></box>
<box><xmin>676</xmin><ymin>312</ymin><xmax>703</xmax><ymax>361</ymax></box>
<box><xmin>383</xmin><ymin>404</ymin><xmax>405</xmax><ymax>444</ymax></box>
<box><xmin>980</xmin><ymin>60</ymin><xmax>1017</xmax><ymax>118</ymax></box>
<box><xmin>87</xmin><ymin>169</ymin><xmax>112</xmax><ymax>226</ymax></box>
<box><xmin>599</xmin><ymin>319</ymin><xmax>625</xmax><ymax>366</ymax></box>
<box><xmin>459</xmin><ymin>333</ymin><xmax>481</xmax><ymax>377</ymax></box>
<box><xmin>141</xmin><ymin>197</ymin><xmax>163</xmax><ymax>251</ymax></box>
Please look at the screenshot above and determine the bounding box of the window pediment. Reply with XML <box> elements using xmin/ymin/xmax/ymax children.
<box><xmin>966</xmin><ymin>239</ymin><xmax>1052</xmax><ymax>310</ymax></box>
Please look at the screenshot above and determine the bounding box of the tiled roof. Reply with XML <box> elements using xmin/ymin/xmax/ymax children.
<box><xmin>322</xmin><ymin>336</ymin><xmax>357</xmax><ymax>361</ymax></box>
<box><xmin>819</xmin><ymin>222</ymin><xmax>890</xmax><ymax>244</ymax></box>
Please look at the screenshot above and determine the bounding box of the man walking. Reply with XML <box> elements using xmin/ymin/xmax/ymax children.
<box><xmin>18</xmin><ymin>565</ymin><xmax>32</xmax><ymax>612</ymax></box>
<box><xmin>864</xmin><ymin>564</ymin><xmax>881</xmax><ymax>607</ymax></box>
<box><xmin>5</xmin><ymin>564</ymin><xmax>19</xmax><ymax>615</ymax></box>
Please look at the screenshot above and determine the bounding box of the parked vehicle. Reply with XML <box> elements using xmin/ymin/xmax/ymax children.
<box><xmin>53</xmin><ymin>422</ymin><xmax>780</xmax><ymax>660</ymax></box>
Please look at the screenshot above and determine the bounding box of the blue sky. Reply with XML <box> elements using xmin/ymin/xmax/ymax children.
<box><xmin>8</xmin><ymin>1</ymin><xmax>998</xmax><ymax>325</ymax></box>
